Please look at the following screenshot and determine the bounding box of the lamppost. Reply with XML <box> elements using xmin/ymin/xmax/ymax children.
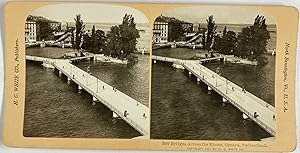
<box><xmin>226</xmin><ymin>79</ymin><xmax>228</xmax><ymax>94</ymax></box>
<box><xmin>216</xmin><ymin>67</ymin><xmax>220</xmax><ymax>87</ymax></box>
<box><xmin>97</xmin><ymin>79</ymin><xmax>99</xmax><ymax>93</ymax></box>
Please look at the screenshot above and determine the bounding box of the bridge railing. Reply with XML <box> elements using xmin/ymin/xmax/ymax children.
<box><xmin>183</xmin><ymin>62</ymin><xmax>275</xmax><ymax>136</ymax></box>
<box><xmin>191</xmin><ymin>63</ymin><xmax>275</xmax><ymax>112</ymax></box>
<box><xmin>52</xmin><ymin>61</ymin><xmax>148</xmax><ymax>136</ymax></box>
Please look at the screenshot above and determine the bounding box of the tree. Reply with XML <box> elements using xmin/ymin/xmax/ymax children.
<box><xmin>168</xmin><ymin>22</ymin><xmax>185</xmax><ymax>42</ymax></box>
<box><xmin>91</xmin><ymin>25</ymin><xmax>96</xmax><ymax>53</ymax></box>
<box><xmin>213</xmin><ymin>27</ymin><xmax>237</xmax><ymax>55</ymax></box>
<box><xmin>74</xmin><ymin>14</ymin><xmax>85</xmax><ymax>55</ymax></box>
<box><xmin>236</xmin><ymin>15</ymin><xmax>270</xmax><ymax>59</ymax></box>
<box><xmin>93</xmin><ymin>29</ymin><xmax>107</xmax><ymax>53</ymax></box>
<box><xmin>70</xmin><ymin>28</ymin><xmax>75</xmax><ymax>50</ymax></box>
<box><xmin>201</xmin><ymin>29</ymin><xmax>206</xmax><ymax>49</ymax></box>
<box><xmin>222</xmin><ymin>26</ymin><xmax>227</xmax><ymax>37</ymax></box>
<box><xmin>107</xmin><ymin>14</ymin><xmax>140</xmax><ymax>59</ymax></box>
<box><xmin>38</xmin><ymin>22</ymin><xmax>53</xmax><ymax>41</ymax></box>
<box><xmin>82</xmin><ymin>33</ymin><xmax>91</xmax><ymax>51</ymax></box>
<box><xmin>222</xmin><ymin>31</ymin><xmax>237</xmax><ymax>54</ymax></box>
<box><xmin>119</xmin><ymin>14</ymin><xmax>140</xmax><ymax>56</ymax></box>
<box><xmin>213</xmin><ymin>34</ymin><xmax>222</xmax><ymax>51</ymax></box>
<box><xmin>205</xmin><ymin>16</ymin><xmax>217</xmax><ymax>51</ymax></box>
<box><xmin>107</xmin><ymin>25</ymin><xmax>122</xmax><ymax>57</ymax></box>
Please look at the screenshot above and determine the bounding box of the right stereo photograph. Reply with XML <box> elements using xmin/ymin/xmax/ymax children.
<box><xmin>151</xmin><ymin>6</ymin><xmax>276</xmax><ymax>141</ymax></box>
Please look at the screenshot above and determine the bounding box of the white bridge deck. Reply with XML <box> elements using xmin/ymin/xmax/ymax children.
<box><xmin>199</xmin><ymin>56</ymin><xmax>224</xmax><ymax>62</ymax></box>
<box><xmin>26</xmin><ymin>55</ymin><xmax>52</xmax><ymax>62</ymax></box>
<box><xmin>152</xmin><ymin>55</ymin><xmax>275</xmax><ymax>136</ymax></box>
<box><xmin>26</xmin><ymin>55</ymin><xmax>149</xmax><ymax>136</ymax></box>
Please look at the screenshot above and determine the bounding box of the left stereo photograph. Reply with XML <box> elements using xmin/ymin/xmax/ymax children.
<box><xmin>24</xmin><ymin>3</ymin><xmax>151</xmax><ymax>139</ymax></box>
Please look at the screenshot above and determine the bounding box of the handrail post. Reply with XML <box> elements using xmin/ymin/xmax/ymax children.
<box><xmin>216</xmin><ymin>74</ymin><xmax>217</xmax><ymax>86</ymax></box>
<box><xmin>86</xmin><ymin>74</ymin><xmax>88</xmax><ymax>85</ymax></box>
<box><xmin>226</xmin><ymin>79</ymin><xmax>228</xmax><ymax>94</ymax></box>
<box><xmin>97</xmin><ymin>79</ymin><xmax>99</xmax><ymax>93</ymax></box>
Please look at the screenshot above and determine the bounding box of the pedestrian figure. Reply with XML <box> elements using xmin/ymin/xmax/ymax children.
<box><xmin>254</xmin><ymin>112</ymin><xmax>259</xmax><ymax>118</ymax></box>
<box><xmin>216</xmin><ymin>67</ymin><xmax>220</xmax><ymax>75</ymax></box>
<box><xmin>103</xmin><ymin>85</ymin><xmax>105</xmax><ymax>90</ymax></box>
<box><xmin>124</xmin><ymin>110</ymin><xmax>128</xmax><ymax>117</ymax></box>
<box><xmin>143</xmin><ymin>113</ymin><xmax>147</xmax><ymax>119</ymax></box>
<box><xmin>242</xmin><ymin>87</ymin><xmax>246</xmax><ymax>93</ymax></box>
<box><xmin>137</xmin><ymin>102</ymin><xmax>139</xmax><ymax>106</ymax></box>
<box><xmin>73</xmin><ymin>75</ymin><xmax>75</xmax><ymax>79</ymax></box>
<box><xmin>232</xmin><ymin>87</ymin><xmax>235</xmax><ymax>91</ymax></box>
<box><xmin>273</xmin><ymin>115</ymin><xmax>276</xmax><ymax>120</ymax></box>
<box><xmin>87</xmin><ymin>66</ymin><xmax>91</xmax><ymax>74</ymax></box>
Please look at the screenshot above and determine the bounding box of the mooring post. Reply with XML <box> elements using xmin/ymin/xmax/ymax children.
<box><xmin>112</xmin><ymin>112</ymin><xmax>119</xmax><ymax>118</ymax></box>
<box><xmin>92</xmin><ymin>96</ymin><xmax>97</xmax><ymax>106</ymax></box>
<box><xmin>188</xmin><ymin>71</ymin><xmax>192</xmax><ymax>78</ymax></box>
<box><xmin>78</xmin><ymin>85</ymin><xmax>82</xmax><ymax>94</ymax></box>
<box><xmin>67</xmin><ymin>77</ymin><xmax>71</xmax><ymax>84</ymax></box>
<box><xmin>222</xmin><ymin>97</ymin><xmax>228</xmax><ymax>106</ymax></box>
<box><xmin>208</xmin><ymin>86</ymin><xmax>212</xmax><ymax>91</ymax></box>
<box><xmin>197</xmin><ymin>78</ymin><xmax>200</xmax><ymax>84</ymax></box>
<box><xmin>242</xmin><ymin>113</ymin><xmax>249</xmax><ymax>119</ymax></box>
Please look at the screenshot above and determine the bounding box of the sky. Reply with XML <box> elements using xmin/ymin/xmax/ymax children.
<box><xmin>163</xmin><ymin>6</ymin><xmax>276</xmax><ymax>25</ymax></box>
<box><xmin>31</xmin><ymin>3</ymin><xmax>149</xmax><ymax>23</ymax></box>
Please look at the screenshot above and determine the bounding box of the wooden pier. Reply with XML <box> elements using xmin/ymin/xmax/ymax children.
<box><xmin>152</xmin><ymin>55</ymin><xmax>276</xmax><ymax>136</ymax></box>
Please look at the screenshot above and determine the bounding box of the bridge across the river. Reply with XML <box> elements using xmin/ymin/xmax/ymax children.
<box><xmin>26</xmin><ymin>55</ymin><xmax>149</xmax><ymax>137</ymax></box>
<box><xmin>152</xmin><ymin>55</ymin><xmax>276</xmax><ymax>137</ymax></box>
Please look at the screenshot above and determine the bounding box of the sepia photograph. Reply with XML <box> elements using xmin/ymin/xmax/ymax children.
<box><xmin>24</xmin><ymin>3</ymin><xmax>150</xmax><ymax>139</ymax></box>
<box><xmin>2</xmin><ymin>1</ymin><xmax>299</xmax><ymax>151</ymax></box>
<box><xmin>151</xmin><ymin>6</ymin><xmax>276</xmax><ymax>141</ymax></box>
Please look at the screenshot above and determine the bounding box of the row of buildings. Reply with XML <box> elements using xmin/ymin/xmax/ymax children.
<box><xmin>25</xmin><ymin>15</ymin><xmax>66</xmax><ymax>43</ymax></box>
<box><xmin>152</xmin><ymin>15</ymin><xmax>205</xmax><ymax>44</ymax></box>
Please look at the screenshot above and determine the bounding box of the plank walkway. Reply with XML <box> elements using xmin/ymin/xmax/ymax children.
<box><xmin>152</xmin><ymin>55</ymin><xmax>276</xmax><ymax>136</ymax></box>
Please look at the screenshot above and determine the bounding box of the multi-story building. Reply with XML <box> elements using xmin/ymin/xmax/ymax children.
<box><xmin>26</xmin><ymin>15</ymin><xmax>62</xmax><ymax>42</ymax></box>
<box><xmin>25</xmin><ymin>20</ymin><xmax>37</xmax><ymax>42</ymax></box>
<box><xmin>152</xmin><ymin>21</ymin><xmax>168</xmax><ymax>44</ymax></box>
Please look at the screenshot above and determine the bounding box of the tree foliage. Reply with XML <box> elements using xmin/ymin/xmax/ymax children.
<box><xmin>74</xmin><ymin>14</ymin><xmax>85</xmax><ymax>53</ymax></box>
<box><xmin>213</xmin><ymin>27</ymin><xmax>238</xmax><ymax>55</ymax></box>
<box><xmin>38</xmin><ymin>22</ymin><xmax>54</xmax><ymax>41</ymax></box>
<box><xmin>168</xmin><ymin>23</ymin><xmax>185</xmax><ymax>42</ymax></box>
<box><xmin>205</xmin><ymin>16</ymin><xmax>217</xmax><ymax>50</ymax></box>
<box><xmin>82</xmin><ymin>25</ymin><xmax>107</xmax><ymax>54</ymax></box>
<box><xmin>236</xmin><ymin>15</ymin><xmax>270</xmax><ymax>58</ymax></box>
<box><xmin>107</xmin><ymin>14</ymin><xmax>140</xmax><ymax>58</ymax></box>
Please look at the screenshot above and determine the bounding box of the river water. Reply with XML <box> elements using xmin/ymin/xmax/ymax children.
<box><xmin>151</xmin><ymin>48</ymin><xmax>275</xmax><ymax>140</ymax></box>
<box><xmin>24</xmin><ymin>47</ymin><xmax>149</xmax><ymax>138</ymax></box>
